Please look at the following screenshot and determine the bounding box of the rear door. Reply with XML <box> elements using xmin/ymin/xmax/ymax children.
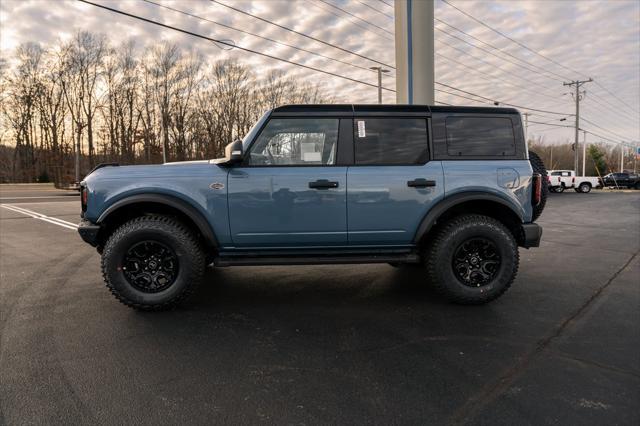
<box><xmin>347</xmin><ymin>116</ymin><xmax>444</xmax><ymax>246</ymax></box>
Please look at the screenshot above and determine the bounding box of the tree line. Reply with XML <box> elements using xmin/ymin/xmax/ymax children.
<box><xmin>0</xmin><ymin>31</ymin><xmax>330</xmax><ymax>184</ymax></box>
<box><xmin>528</xmin><ymin>137</ymin><xmax>637</xmax><ymax>177</ymax></box>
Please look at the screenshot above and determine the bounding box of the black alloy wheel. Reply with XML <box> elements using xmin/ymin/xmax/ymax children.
<box><xmin>122</xmin><ymin>240</ymin><xmax>179</xmax><ymax>293</ymax></box>
<box><xmin>452</xmin><ymin>237</ymin><xmax>501</xmax><ymax>287</ymax></box>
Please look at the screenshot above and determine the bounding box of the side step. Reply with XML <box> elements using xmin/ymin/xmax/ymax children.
<box><xmin>214</xmin><ymin>253</ymin><xmax>421</xmax><ymax>267</ymax></box>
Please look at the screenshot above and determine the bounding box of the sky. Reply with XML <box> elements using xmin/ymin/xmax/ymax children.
<box><xmin>0</xmin><ymin>0</ymin><xmax>638</xmax><ymax>146</ymax></box>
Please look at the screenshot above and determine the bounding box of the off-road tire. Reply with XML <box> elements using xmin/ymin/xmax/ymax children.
<box><xmin>101</xmin><ymin>215</ymin><xmax>206</xmax><ymax>311</ymax></box>
<box><xmin>425</xmin><ymin>214</ymin><xmax>519</xmax><ymax>305</ymax></box>
<box><xmin>529</xmin><ymin>150</ymin><xmax>548</xmax><ymax>221</ymax></box>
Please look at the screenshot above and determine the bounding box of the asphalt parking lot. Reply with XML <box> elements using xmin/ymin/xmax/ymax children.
<box><xmin>1</xmin><ymin>185</ymin><xmax>638</xmax><ymax>425</ymax></box>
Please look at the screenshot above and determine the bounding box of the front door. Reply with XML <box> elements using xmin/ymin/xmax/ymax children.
<box><xmin>227</xmin><ymin>117</ymin><xmax>347</xmax><ymax>248</ymax></box>
<box><xmin>347</xmin><ymin>116</ymin><xmax>444</xmax><ymax>245</ymax></box>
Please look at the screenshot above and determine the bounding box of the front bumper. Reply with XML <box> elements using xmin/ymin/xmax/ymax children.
<box><xmin>520</xmin><ymin>223</ymin><xmax>542</xmax><ymax>248</ymax></box>
<box><xmin>78</xmin><ymin>219</ymin><xmax>101</xmax><ymax>247</ymax></box>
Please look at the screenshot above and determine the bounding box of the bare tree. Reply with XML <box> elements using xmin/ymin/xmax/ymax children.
<box><xmin>0</xmin><ymin>34</ymin><xmax>332</xmax><ymax>182</ymax></box>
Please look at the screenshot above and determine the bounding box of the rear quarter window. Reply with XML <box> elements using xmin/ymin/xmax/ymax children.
<box><xmin>445</xmin><ymin>116</ymin><xmax>516</xmax><ymax>157</ymax></box>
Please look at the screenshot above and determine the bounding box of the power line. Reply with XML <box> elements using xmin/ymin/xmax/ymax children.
<box><xmin>316</xmin><ymin>0</ymin><xmax>393</xmax><ymax>36</ymax></box>
<box><xmin>527</xmin><ymin>120</ymin><xmax>574</xmax><ymax>128</ymax></box>
<box><xmin>376</xmin><ymin>0</ymin><xmax>393</xmax><ymax>8</ymax></box>
<box><xmin>141</xmin><ymin>0</ymin><xmax>380</xmax><ymax>76</ymax></box>
<box><xmin>441</xmin><ymin>0</ymin><xmax>579</xmax><ymax>80</ymax></box>
<box><xmin>583</xmin><ymin>90</ymin><xmax>640</xmax><ymax>124</ymax></box>
<box><xmin>436</xmin><ymin>37</ymin><xmax>563</xmax><ymax>100</ymax></box>
<box><xmin>309</xmin><ymin>0</ymin><xmax>394</xmax><ymax>43</ymax></box>
<box><xmin>435</xmin><ymin>26</ymin><xmax>564</xmax><ymax>86</ymax></box>
<box><xmin>435</xmin><ymin>51</ymin><xmax>562</xmax><ymax>103</ymax></box>
<box><xmin>435</xmin><ymin>17</ymin><xmax>568</xmax><ymax>85</ymax></box>
<box><xmin>78</xmin><ymin>0</ymin><xmax>396</xmax><ymax>92</ymax></box>
<box><xmin>580</xmin><ymin>128</ymin><xmax>635</xmax><ymax>147</ymax></box>
<box><xmin>210</xmin><ymin>0</ymin><xmax>395</xmax><ymax>69</ymax></box>
<box><xmin>355</xmin><ymin>0</ymin><xmax>393</xmax><ymax>19</ymax></box>
<box><xmin>530</xmin><ymin>126</ymin><xmax>569</xmax><ymax>133</ymax></box>
<box><xmin>436</xmin><ymin>82</ymin><xmax>573</xmax><ymax>115</ymax></box>
<box><xmin>440</xmin><ymin>0</ymin><xmax>640</xmax><ymax>127</ymax></box>
<box><xmin>435</xmin><ymin>88</ymin><xmax>488</xmax><ymax>105</ymax></box>
<box><xmin>580</xmin><ymin>116</ymin><xmax>636</xmax><ymax>142</ymax></box>
<box><xmin>592</xmin><ymin>80</ymin><xmax>640</xmax><ymax>115</ymax></box>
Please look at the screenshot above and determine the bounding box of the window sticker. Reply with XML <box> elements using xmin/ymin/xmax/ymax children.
<box><xmin>357</xmin><ymin>120</ymin><xmax>366</xmax><ymax>138</ymax></box>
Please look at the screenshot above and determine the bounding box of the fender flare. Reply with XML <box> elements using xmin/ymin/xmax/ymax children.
<box><xmin>413</xmin><ymin>191</ymin><xmax>524</xmax><ymax>243</ymax></box>
<box><xmin>97</xmin><ymin>194</ymin><xmax>218</xmax><ymax>247</ymax></box>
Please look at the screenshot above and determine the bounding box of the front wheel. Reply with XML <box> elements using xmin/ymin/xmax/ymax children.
<box><xmin>424</xmin><ymin>214</ymin><xmax>519</xmax><ymax>305</ymax></box>
<box><xmin>101</xmin><ymin>215</ymin><xmax>206</xmax><ymax>310</ymax></box>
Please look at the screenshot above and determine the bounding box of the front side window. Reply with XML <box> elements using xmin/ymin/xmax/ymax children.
<box><xmin>445</xmin><ymin>116</ymin><xmax>516</xmax><ymax>156</ymax></box>
<box><xmin>354</xmin><ymin>118</ymin><xmax>428</xmax><ymax>165</ymax></box>
<box><xmin>248</xmin><ymin>118</ymin><xmax>339</xmax><ymax>166</ymax></box>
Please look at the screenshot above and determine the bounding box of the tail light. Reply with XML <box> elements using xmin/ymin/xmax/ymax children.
<box><xmin>81</xmin><ymin>186</ymin><xmax>88</xmax><ymax>212</ymax></box>
<box><xmin>572</xmin><ymin>177</ymin><xmax>575</xmax><ymax>184</ymax></box>
<box><xmin>532</xmin><ymin>174</ymin><xmax>542</xmax><ymax>206</ymax></box>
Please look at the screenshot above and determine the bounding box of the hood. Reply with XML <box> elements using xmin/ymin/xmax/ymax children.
<box><xmin>83</xmin><ymin>160</ymin><xmax>222</xmax><ymax>183</ymax></box>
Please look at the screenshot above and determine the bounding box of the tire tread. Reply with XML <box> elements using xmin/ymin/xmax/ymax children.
<box><xmin>101</xmin><ymin>215</ymin><xmax>205</xmax><ymax>311</ymax></box>
<box><xmin>425</xmin><ymin>214</ymin><xmax>519</xmax><ymax>305</ymax></box>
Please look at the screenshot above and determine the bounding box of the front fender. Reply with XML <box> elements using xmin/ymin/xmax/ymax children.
<box><xmin>96</xmin><ymin>193</ymin><xmax>219</xmax><ymax>248</ymax></box>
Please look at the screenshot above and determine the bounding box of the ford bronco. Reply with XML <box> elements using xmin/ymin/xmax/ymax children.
<box><xmin>78</xmin><ymin>105</ymin><xmax>546</xmax><ymax>310</ymax></box>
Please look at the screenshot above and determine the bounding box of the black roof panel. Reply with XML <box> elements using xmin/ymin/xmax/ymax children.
<box><xmin>272</xmin><ymin>104</ymin><xmax>519</xmax><ymax>115</ymax></box>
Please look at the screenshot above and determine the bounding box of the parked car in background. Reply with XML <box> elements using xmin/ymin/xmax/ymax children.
<box><xmin>548</xmin><ymin>170</ymin><xmax>602</xmax><ymax>193</ymax></box>
<box><xmin>602</xmin><ymin>172</ymin><xmax>640</xmax><ymax>189</ymax></box>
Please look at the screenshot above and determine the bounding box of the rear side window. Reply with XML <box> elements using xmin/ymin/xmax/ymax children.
<box><xmin>354</xmin><ymin>118</ymin><xmax>428</xmax><ymax>165</ymax></box>
<box><xmin>445</xmin><ymin>117</ymin><xmax>515</xmax><ymax>156</ymax></box>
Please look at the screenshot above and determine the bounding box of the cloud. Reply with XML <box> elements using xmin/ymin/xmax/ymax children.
<box><xmin>0</xmin><ymin>0</ymin><xmax>638</xmax><ymax>143</ymax></box>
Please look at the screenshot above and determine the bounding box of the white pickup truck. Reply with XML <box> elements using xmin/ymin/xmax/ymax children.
<box><xmin>548</xmin><ymin>170</ymin><xmax>602</xmax><ymax>193</ymax></box>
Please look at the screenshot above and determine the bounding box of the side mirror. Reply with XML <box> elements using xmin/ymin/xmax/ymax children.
<box><xmin>221</xmin><ymin>139</ymin><xmax>243</xmax><ymax>166</ymax></box>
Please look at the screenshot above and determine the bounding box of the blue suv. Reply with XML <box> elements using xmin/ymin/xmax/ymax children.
<box><xmin>78</xmin><ymin>105</ymin><xmax>546</xmax><ymax>310</ymax></box>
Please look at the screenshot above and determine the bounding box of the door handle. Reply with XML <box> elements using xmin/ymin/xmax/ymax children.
<box><xmin>407</xmin><ymin>179</ymin><xmax>436</xmax><ymax>188</ymax></box>
<box><xmin>309</xmin><ymin>179</ymin><xmax>339</xmax><ymax>190</ymax></box>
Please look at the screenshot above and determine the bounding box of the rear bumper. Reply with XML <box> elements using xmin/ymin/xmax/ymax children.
<box><xmin>78</xmin><ymin>219</ymin><xmax>101</xmax><ymax>247</ymax></box>
<box><xmin>520</xmin><ymin>223</ymin><xmax>542</xmax><ymax>248</ymax></box>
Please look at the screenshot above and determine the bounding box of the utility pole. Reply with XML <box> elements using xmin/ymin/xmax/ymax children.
<box><xmin>620</xmin><ymin>144</ymin><xmax>624</xmax><ymax>172</ymax></box>
<box><xmin>563</xmin><ymin>78</ymin><xmax>593</xmax><ymax>173</ymax></box>
<box><xmin>582</xmin><ymin>130</ymin><xmax>587</xmax><ymax>176</ymax></box>
<box><xmin>395</xmin><ymin>0</ymin><xmax>434</xmax><ymax>104</ymax></box>
<box><xmin>523</xmin><ymin>112</ymin><xmax>530</xmax><ymax>142</ymax></box>
<box><xmin>370</xmin><ymin>67</ymin><xmax>390</xmax><ymax>104</ymax></box>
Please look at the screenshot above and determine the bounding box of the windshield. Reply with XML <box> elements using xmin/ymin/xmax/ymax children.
<box><xmin>242</xmin><ymin>111</ymin><xmax>270</xmax><ymax>150</ymax></box>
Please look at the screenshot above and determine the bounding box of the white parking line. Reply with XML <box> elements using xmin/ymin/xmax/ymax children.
<box><xmin>0</xmin><ymin>196</ymin><xmax>79</xmax><ymax>200</ymax></box>
<box><xmin>1</xmin><ymin>204</ymin><xmax>79</xmax><ymax>230</ymax></box>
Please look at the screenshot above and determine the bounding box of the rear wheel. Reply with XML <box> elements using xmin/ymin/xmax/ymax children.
<box><xmin>101</xmin><ymin>215</ymin><xmax>206</xmax><ymax>311</ymax></box>
<box><xmin>529</xmin><ymin>151</ymin><xmax>548</xmax><ymax>221</ymax></box>
<box><xmin>425</xmin><ymin>214</ymin><xmax>519</xmax><ymax>305</ymax></box>
<box><xmin>555</xmin><ymin>184</ymin><xmax>565</xmax><ymax>193</ymax></box>
<box><xmin>579</xmin><ymin>183</ymin><xmax>592</xmax><ymax>193</ymax></box>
